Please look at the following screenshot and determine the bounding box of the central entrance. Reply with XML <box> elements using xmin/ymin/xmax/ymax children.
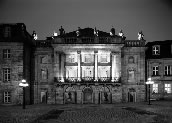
<box><xmin>83</xmin><ymin>87</ymin><xmax>93</xmax><ymax>104</ymax></box>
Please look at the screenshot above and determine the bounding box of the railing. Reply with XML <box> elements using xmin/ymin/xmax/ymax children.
<box><xmin>54</xmin><ymin>77</ymin><xmax>121</xmax><ymax>83</ymax></box>
<box><xmin>52</xmin><ymin>37</ymin><xmax>124</xmax><ymax>44</ymax></box>
<box><xmin>35</xmin><ymin>40</ymin><xmax>52</xmax><ymax>47</ymax></box>
<box><xmin>124</xmin><ymin>40</ymin><xmax>145</xmax><ymax>47</ymax></box>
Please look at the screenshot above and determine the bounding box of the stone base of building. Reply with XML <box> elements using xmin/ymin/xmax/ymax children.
<box><xmin>39</xmin><ymin>83</ymin><xmax>146</xmax><ymax>104</ymax></box>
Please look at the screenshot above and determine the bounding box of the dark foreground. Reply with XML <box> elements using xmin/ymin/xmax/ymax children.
<box><xmin>0</xmin><ymin>101</ymin><xmax>172</xmax><ymax>123</ymax></box>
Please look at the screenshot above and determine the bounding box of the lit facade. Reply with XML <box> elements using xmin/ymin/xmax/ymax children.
<box><xmin>34</xmin><ymin>27</ymin><xmax>146</xmax><ymax>104</ymax></box>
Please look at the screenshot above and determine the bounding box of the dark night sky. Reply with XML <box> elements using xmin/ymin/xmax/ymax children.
<box><xmin>0</xmin><ymin>0</ymin><xmax>172</xmax><ymax>41</ymax></box>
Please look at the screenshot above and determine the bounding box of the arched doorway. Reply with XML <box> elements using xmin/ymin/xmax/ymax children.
<box><xmin>83</xmin><ymin>87</ymin><xmax>93</xmax><ymax>104</ymax></box>
<box><xmin>128</xmin><ymin>88</ymin><xmax>136</xmax><ymax>102</ymax></box>
<box><xmin>65</xmin><ymin>87</ymin><xmax>76</xmax><ymax>104</ymax></box>
<box><xmin>101</xmin><ymin>86</ymin><xmax>111</xmax><ymax>104</ymax></box>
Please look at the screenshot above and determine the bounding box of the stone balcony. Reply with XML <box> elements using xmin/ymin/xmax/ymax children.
<box><xmin>54</xmin><ymin>77</ymin><xmax>121</xmax><ymax>85</ymax></box>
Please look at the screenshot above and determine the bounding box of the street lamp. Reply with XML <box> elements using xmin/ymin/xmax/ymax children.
<box><xmin>19</xmin><ymin>79</ymin><xmax>29</xmax><ymax>109</ymax></box>
<box><xmin>146</xmin><ymin>78</ymin><xmax>154</xmax><ymax>105</ymax></box>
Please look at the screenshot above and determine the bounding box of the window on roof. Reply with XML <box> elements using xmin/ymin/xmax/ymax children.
<box><xmin>152</xmin><ymin>45</ymin><xmax>160</xmax><ymax>55</ymax></box>
<box><xmin>4</xmin><ymin>26</ymin><xmax>11</xmax><ymax>38</ymax></box>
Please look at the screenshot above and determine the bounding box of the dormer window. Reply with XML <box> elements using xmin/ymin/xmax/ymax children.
<box><xmin>152</xmin><ymin>45</ymin><xmax>160</xmax><ymax>55</ymax></box>
<box><xmin>4</xmin><ymin>26</ymin><xmax>11</xmax><ymax>38</ymax></box>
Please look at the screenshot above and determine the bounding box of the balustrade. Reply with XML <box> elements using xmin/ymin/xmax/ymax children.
<box><xmin>54</xmin><ymin>77</ymin><xmax>120</xmax><ymax>83</ymax></box>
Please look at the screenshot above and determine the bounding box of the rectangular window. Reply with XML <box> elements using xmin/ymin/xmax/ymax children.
<box><xmin>84</xmin><ymin>55</ymin><xmax>92</xmax><ymax>63</ymax></box>
<box><xmin>3</xmin><ymin>49</ymin><xmax>11</xmax><ymax>59</ymax></box>
<box><xmin>4</xmin><ymin>27</ymin><xmax>11</xmax><ymax>38</ymax></box>
<box><xmin>164</xmin><ymin>65</ymin><xmax>172</xmax><ymax>76</ymax></box>
<box><xmin>165</xmin><ymin>84</ymin><xmax>171</xmax><ymax>93</ymax></box>
<box><xmin>4</xmin><ymin>92</ymin><xmax>11</xmax><ymax>103</ymax></box>
<box><xmin>69</xmin><ymin>55</ymin><xmax>76</xmax><ymax>63</ymax></box>
<box><xmin>41</xmin><ymin>69</ymin><xmax>48</xmax><ymax>80</ymax></box>
<box><xmin>100</xmin><ymin>55</ymin><xmax>107</xmax><ymax>63</ymax></box>
<box><xmin>3</xmin><ymin>68</ymin><xmax>11</xmax><ymax>82</ymax></box>
<box><xmin>152</xmin><ymin>66</ymin><xmax>159</xmax><ymax>76</ymax></box>
<box><xmin>152</xmin><ymin>84</ymin><xmax>158</xmax><ymax>93</ymax></box>
<box><xmin>152</xmin><ymin>46</ymin><xmax>160</xmax><ymax>55</ymax></box>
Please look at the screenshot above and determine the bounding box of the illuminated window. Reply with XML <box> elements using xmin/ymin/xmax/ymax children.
<box><xmin>3</xmin><ymin>49</ymin><xmax>11</xmax><ymax>59</ymax></box>
<box><xmin>152</xmin><ymin>46</ymin><xmax>160</xmax><ymax>55</ymax></box>
<box><xmin>152</xmin><ymin>66</ymin><xmax>159</xmax><ymax>76</ymax></box>
<box><xmin>84</xmin><ymin>55</ymin><xmax>92</xmax><ymax>63</ymax></box>
<box><xmin>164</xmin><ymin>66</ymin><xmax>172</xmax><ymax>76</ymax></box>
<box><xmin>41</xmin><ymin>69</ymin><xmax>48</xmax><ymax>80</ymax></box>
<box><xmin>4</xmin><ymin>92</ymin><xmax>11</xmax><ymax>103</ymax></box>
<box><xmin>69</xmin><ymin>55</ymin><xmax>76</xmax><ymax>63</ymax></box>
<box><xmin>100</xmin><ymin>55</ymin><xmax>107</xmax><ymax>63</ymax></box>
<box><xmin>3</xmin><ymin>68</ymin><xmax>11</xmax><ymax>82</ymax></box>
<box><xmin>152</xmin><ymin>84</ymin><xmax>158</xmax><ymax>93</ymax></box>
<box><xmin>165</xmin><ymin>84</ymin><xmax>171</xmax><ymax>93</ymax></box>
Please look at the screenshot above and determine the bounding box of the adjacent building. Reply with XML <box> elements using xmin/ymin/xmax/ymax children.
<box><xmin>146</xmin><ymin>40</ymin><xmax>172</xmax><ymax>100</ymax></box>
<box><xmin>0</xmin><ymin>23</ymin><xmax>34</xmax><ymax>104</ymax></box>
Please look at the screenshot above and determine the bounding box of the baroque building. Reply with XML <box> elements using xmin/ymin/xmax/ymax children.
<box><xmin>146</xmin><ymin>40</ymin><xmax>172</xmax><ymax>100</ymax></box>
<box><xmin>0</xmin><ymin>23</ymin><xmax>147</xmax><ymax>105</ymax></box>
<box><xmin>34</xmin><ymin>27</ymin><xmax>146</xmax><ymax>104</ymax></box>
<box><xmin>0</xmin><ymin>23</ymin><xmax>34</xmax><ymax>104</ymax></box>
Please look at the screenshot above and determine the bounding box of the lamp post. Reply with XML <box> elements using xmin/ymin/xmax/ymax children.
<box><xmin>146</xmin><ymin>78</ymin><xmax>154</xmax><ymax>105</ymax></box>
<box><xmin>19</xmin><ymin>79</ymin><xmax>29</xmax><ymax>109</ymax></box>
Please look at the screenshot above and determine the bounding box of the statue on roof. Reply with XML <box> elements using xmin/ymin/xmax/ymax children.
<box><xmin>53</xmin><ymin>31</ymin><xmax>58</xmax><ymax>37</ymax></box>
<box><xmin>32</xmin><ymin>31</ymin><xmax>38</xmax><ymax>40</ymax></box>
<box><xmin>138</xmin><ymin>31</ymin><xmax>144</xmax><ymax>40</ymax></box>
<box><xmin>119</xmin><ymin>30</ymin><xmax>124</xmax><ymax>37</ymax></box>
<box><xmin>94</xmin><ymin>27</ymin><xmax>99</xmax><ymax>37</ymax></box>
<box><xmin>59</xmin><ymin>26</ymin><xmax>65</xmax><ymax>36</ymax></box>
<box><xmin>110</xmin><ymin>26</ymin><xmax>115</xmax><ymax>36</ymax></box>
<box><xmin>76</xmin><ymin>27</ymin><xmax>81</xmax><ymax>37</ymax></box>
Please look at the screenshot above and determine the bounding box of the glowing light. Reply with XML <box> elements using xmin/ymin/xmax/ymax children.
<box><xmin>33</xmin><ymin>34</ymin><xmax>38</xmax><ymax>40</ymax></box>
<box><xmin>19</xmin><ymin>79</ymin><xmax>29</xmax><ymax>87</ymax></box>
<box><xmin>53</xmin><ymin>31</ymin><xmax>58</xmax><ymax>36</ymax></box>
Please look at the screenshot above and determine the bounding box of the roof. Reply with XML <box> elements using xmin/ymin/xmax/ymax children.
<box><xmin>0</xmin><ymin>23</ymin><xmax>33</xmax><ymax>44</ymax></box>
<box><xmin>146</xmin><ymin>40</ymin><xmax>172</xmax><ymax>59</ymax></box>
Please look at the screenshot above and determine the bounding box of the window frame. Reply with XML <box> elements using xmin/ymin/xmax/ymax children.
<box><xmin>41</xmin><ymin>68</ymin><xmax>48</xmax><ymax>80</ymax></box>
<box><xmin>152</xmin><ymin>84</ymin><xmax>158</xmax><ymax>93</ymax></box>
<box><xmin>4</xmin><ymin>92</ymin><xmax>11</xmax><ymax>103</ymax></box>
<box><xmin>165</xmin><ymin>84</ymin><xmax>171</xmax><ymax>93</ymax></box>
<box><xmin>152</xmin><ymin>66</ymin><xmax>159</xmax><ymax>76</ymax></box>
<box><xmin>164</xmin><ymin>65</ymin><xmax>172</xmax><ymax>76</ymax></box>
<box><xmin>152</xmin><ymin>45</ymin><xmax>160</xmax><ymax>55</ymax></box>
<box><xmin>3</xmin><ymin>49</ymin><xmax>11</xmax><ymax>59</ymax></box>
<box><xmin>3</xmin><ymin>68</ymin><xmax>11</xmax><ymax>82</ymax></box>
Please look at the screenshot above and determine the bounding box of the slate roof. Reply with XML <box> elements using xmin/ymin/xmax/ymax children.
<box><xmin>146</xmin><ymin>40</ymin><xmax>172</xmax><ymax>59</ymax></box>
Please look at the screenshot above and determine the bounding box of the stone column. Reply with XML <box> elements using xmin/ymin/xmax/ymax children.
<box><xmin>60</xmin><ymin>53</ymin><xmax>65</xmax><ymax>82</ymax></box>
<box><xmin>111</xmin><ymin>53</ymin><xmax>116</xmax><ymax>82</ymax></box>
<box><xmin>77</xmin><ymin>51</ymin><xmax>81</xmax><ymax>81</ymax></box>
<box><xmin>94</xmin><ymin>51</ymin><xmax>98</xmax><ymax>81</ymax></box>
<box><xmin>111</xmin><ymin>52</ymin><xmax>120</xmax><ymax>82</ymax></box>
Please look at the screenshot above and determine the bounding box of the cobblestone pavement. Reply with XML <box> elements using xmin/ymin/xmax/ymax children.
<box><xmin>39</xmin><ymin>103</ymin><xmax>172</xmax><ymax>123</ymax></box>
